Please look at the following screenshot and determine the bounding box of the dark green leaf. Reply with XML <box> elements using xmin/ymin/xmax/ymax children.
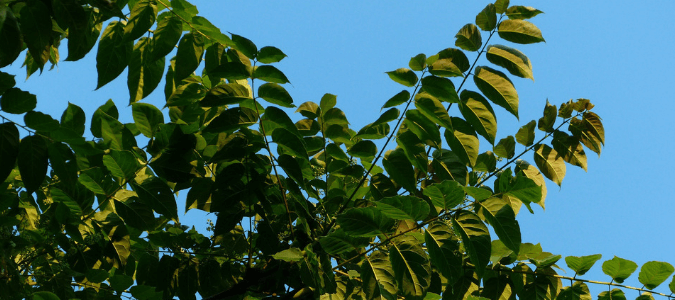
<box><xmin>0</xmin><ymin>123</ymin><xmax>19</xmax><ymax>181</ymax></box>
<box><xmin>0</xmin><ymin>71</ymin><xmax>16</xmax><ymax>95</ymax></box>
<box><xmin>18</xmin><ymin>135</ymin><xmax>48</xmax><ymax>192</ymax></box>
<box><xmin>598</xmin><ymin>289</ymin><xmax>627</xmax><ymax>300</ymax></box>
<box><xmin>203</xmin><ymin>107</ymin><xmax>257</xmax><ymax>133</ymax></box>
<box><xmin>374</xmin><ymin>196</ymin><xmax>429</xmax><ymax>221</ymax></box>
<box><xmin>348</xmin><ymin>140</ymin><xmax>377</xmax><ymax>162</ymax></box>
<box><xmin>372</xmin><ymin>108</ymin><xmax>399</xmax><ymax>127</ymax></box>
<box><xmin>534</xmin><ymin>144</ymin><xmax>565</xmax><ymax>186</ymax></box>
<box><xmin>174</xmin><ymin>31</ymin><xmax>205</xmax><ymax>82</ymax></box>
<box><xmin>498</xmin><ymin>19</ymin><xmax>545</xmax><ymax>44</ymax></box>
<box><xmin>494</xmin><ymin>0</ymin><xmax>509</xmax><ymax>14</ymax></box>
<box><xmin>199</xmin><ymin>82</ymin><xmax>249</xmax><ymax>107</ymax></box>
<box><xmin>357</xmin><ymin>122</ymin><xmax>390</xmax><ymax>140</ymax></box>
<box><xmin>124</xmin><ymin>0</ymin><xmax>158</xmax><ymax>42</ymax></box>
<box><xmin>421</xmin><ymin>76</ymin><xmax>459</xmax><ymax>103</ymax></box>
<box><xmin>325</xmin><ymin>124</ymin><xmax>353</xmax><ymax>146</ymax></box>
<box><xmin>63</xmin><ymin>4</ymin><xmax>101</xmax><ymax>62</ymax></box>
<box><xmin>425</xmin><ymin>222</ymin><xmax>463</xmax><ymax>284</ymax></box>
<box><xmin>428</xmin><ymin>59</ymin><xmax>464</xmax><ymax>77</ymax></box>
<box><xmin>319</xmin><ymin>229</ymin><xmax>369</xmax><ymax>255</ymax></box>
<box><xmin>405</xmin><ymin>109</ymin><xmax>441</xmax><ymax>148</ymax></box>
<box><xmin>436</xmin><ymin>48</ymin><xmax>471</xmax><ymax>72</ymax></box>
<box><xmin>386</xmin><ymin>68</ymin><xmax>418</xmax><ymax>87</ymax></box>
<box><xmin>207</xmin><ymin>61</ymin><xmax>251</xmax><ymax>80</ymax></box>
<box><xmin>538</xmin><ymin>100</ymin><xmax>557</xmax><ymax>132</ymax></box>
<box><xmin>515</xmin><ymin>161</ymin><xmax>547</xmax><ymax>209</ymax></box>
<box><xmin>396</xmin><ymin>130</ymin><xmax>427</xmax><ymax>173</ymax></box>
<box><xmin>638</xmin><ymin>261</ymin><xmax>675</xmax><ymax>290</ymax></box>
<box><xmin>1</xmin><ymin>88</ymin><xmax>37</xmax><ymax>114</ymax></box>
<box><xmin>474</xmin><ymin>66</ymin><xmax>519</xmax><ymax>118</ymax></box>
<box><xmin>253</xmin><ymin>65</ymin><xmax>290</xmax><ymax>83</ymax></box>
<box><xmin>132</xmin><ymin>103</ymin><xmax>164</xmax><ymax>138</ymax></box>
<box><xmin>409</xmin><ymin>53</ymin><xmax>427</xmax><ymax>71</ymax></box>
<box><xmin>103</xmin><ymin>150</ymin><xmax>140</xmax><ymax>180</ymax></box>
<box><xmin>516</xmin><ymin>120</ymin><xmax>536</xmax><ymax>146</ymax></box>
<box><xmin>78</xmin><ymin>170</ymin><xmax>107</xmax><ymax>195</ymax></box>
<box><xmin>20</xmin><ymin>0</ymin><xmax>52</xmax><ymax>68</ymax></box>
<box><xmin>96</xmin><ymin>21</ymin><xmax>132</xmax><ymax>89</ymax></box>
<box><xmin>264</xmin><ymin>106</ymin><xmax>300</xmax><ymax>137</ymax></box>
<box><xmin>506</xmin><ymin>6</ymin><xmax>544</xmax><ymax>20</ymax></box>
<box><xmin>382</xmin><ymin>148</ymin><xmax>416</xmax><ymax>192</ymax></box>
<box><xmin>0</xmin><ymin>6</ymin><xmax>23</xmax><ymax>68</ymax></box>
<box><xmin>258</xmin><ymin>83</ymin><xmax>294</xmax><ymax>108</ymax></box>
<box><xmin>273</xmin><ymin>128</ymin><xmax>308</xmax><ymax>159</ymax></box>
<box><xmin>459</xmin><ymin>90</ymin><xmax>497</xmax><ymax>144</ymax></box>
<box><xmin>493</xmin><ymin>135</ymin><xmax>515</xmax><ymax>159</ymax></box>
<box><xmin>61</xmin><ymin>103</ymin><xmax>86</xmax><ymax>136</ymax></box>
<box><xmin>170</xmin><ymin>0</ymin><xmax>199</xmax><ymax>22</ymax></box>
<box><xmin>91</xmin><ymin>99</ymin><xmax>119</xmax><ymax>138</ymax></box>
<box><xmin>128</xmin><ymin>37</ymin><xmax>166</xmax><ymax>103</ymax></box>
<box><xmin>557</xmin><ymin>282</ymin><xmax>591</xmax><ymax>300</ymax></box>
<box><xmin>445</xmin><ymin>117</ymin><xmax>479</xmax><ymax>166</ymax></box>
<box><xmin>231</xmin><ymin>33</ymin><xmax>257</xmax><ymax>59</ymax></box>
<box><xmin>475</xmin><ymin>4</ymin><xmax>497</xmax><ymax>31</ymax></box>
<box><xmin>257</xmin><ymin>46</ymin><xmax>287</xmax><ymax>64</ymax></box>
<box><xmin>503</xmin><ymin>174</ymin><xmax>543</xmax><ymax>208</ymax></box>
<box><xmin>423</xmin><ymin>180</ymin><xmax>464</xmax><ymax>211</ymax></box>
<box><xmin>552</xmin><ymin>131</ymin><xmax>588</xmax><ymax>171</ymax></box>
<box><xmin>337</xmin><ymin>207</ymin><xmax>395</xmax><ymax>237</ymax></box>
<box><xmin>115</xmin><ymin>200</ymin><xmax>156</xmax><ymax>231</ymax></box>
<box><xmin>455</xmin><ymin>24</ymin><xmax>482</xmax><ymax>52</ymax></box>
<box><xmin>133</xmin><ymin>177</ymin><xmax>178</xmax><ymax>222</ymax></box>
<box><xmin>32</xmin><ymin>292</ymin><xmax>60</xmax><ymax>300</ymax></box>
<box><xmin>565</xmin><ymin>254</ymin><xmax>602</xmax><ymax>276</ymax></box>
<box><xmin>382</xmin><ymin>90</ymin><xmax>410</xmax><ymax>109</ymax></box>
<box><xmin>151</xmin><ymin>14</ymin><xmax>183</xmax><ymax>61</ymax></box>
<box><xmin>390</xmin><ymin>235</ymin><xmax>431</xmax><ymax>298</ymax></box>
<box><xmin>479</xmin><ymin>202</ymin><xmax>520</xmax><ymax>254</ymax></box>
<box><xmin>452</xmin><ymin>211</ymin><xmax>491</xmax><ymax>278</ymax></box>
<box><xmin>486</xmin><ymin>45</ymin><xmax>533</xmax><ymax>80</ymax></box>
<box><xmin>296</xmin><ymin>101</ymin><xmax>320</xmax><ymax>119</ymax></box>
<box><xmin>362</xmin><ymin>251</ymin><xmax>397</xmax><ymax>300</ymax></box>
<box><xmin>24</xmin><ymin>111</ymin><xmax>59</xmax><ymax>132</ymax></box>
<box><xmin>415</xmin><ymin>94</ymin><xmax>452</xmax><ymax>129</ymax></box>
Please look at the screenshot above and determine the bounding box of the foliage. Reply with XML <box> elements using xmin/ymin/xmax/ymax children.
<box><xmin>0</xmin><ymin>0</ymin><xmax>672</xmax><ymax>300</ymax></box>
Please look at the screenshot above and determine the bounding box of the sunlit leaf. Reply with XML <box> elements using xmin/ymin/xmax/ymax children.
<box><xmin>516</xmin><ymin>120</ymin><xmax>536</xmax><ymax>146</ymax></box>
<box><xmin>474</xmin><ymin>66</ymin><xmax>519</xmax><ymax>118</ymax></box>
<box><xmin>128</xmin><ymin>38</ymin><xmax>165</xmax><ymax>103</ymax></box>
<box><xmin>386</xmin><ymin>68</ymin><xmax>418</xmax><ymax>87</ymax></box>
<box><xmin>409</xmin><ymin>53</ymin><xmax>427</xmax><ymax>71</ymax></box>
<box><xmin>423</xmin><ymin>180</ymin><xmax>464</xmax><ymax>211</ymax></box>
<box><xmin>421</xmin><ymin>76</ymin><xmax>459</xmax><ymax>103</ymax></box>
<box><xmin>124</xmin><ymin>0</ymin><xmax>158</xmax><ymax>42</ymax></box>
<box><xmin>382</xmin><ymin>148</ymin><xmax>416</xmax><ymax>192</ymax></box>
<box><xmin>253</xmin><ymin>65</ymin><xmax>290</xmax><ymax>84</ymax></box>
<box><xmin>390</xmin><ymin>235</ymin><xmax>431</xmax><ymax>298</ymax></box>
<box><xmin>602</xmin><ymin>256</ymin><xmax>638</xmax><ymax>284</ymax></box>
<box><xmin>452</xmin><ymin>211</ymin><xmax>491</xmax><ymax>278</ymax></box>
<box><xmin>638</xmin><ymin>261</ymin><xmax>674</xmax><ymax>290</ymax></box>
<box><xmin>506</xmin><ymin>6</ymin><xmax>544</xmax><ymax>20</ymax></box>
<box><xmin>382</xmin><ymin>90</ymin><xmax>410</xmax><ymax>109</ymax></box>
<box><xmin>494</xmin><ymin>0</ymin><xmax>509</xmax><ymax>14</ymax></box>
<box><xmin>498</xmin><ymin>19</ymin><xmax>545</xmax><ymax>44</ymax></box>
<box><xmin>475</xmin><ymin>4</ymin><xmax>497</xmax><ymax>31</ymax></box>
<box><xmin>151</xmin><ymin>14</ymin><xmax>183</xmax><ymax>61</ymax></box>
<box><xmin>565</xmin><ymin>254</ymin><xmax>602</xmax><ymax>276</ymax></box>
<box><xmin>362</xmin><ymin>251</ymin><xmax>397</xmax><ymax>300</ymax></box>
<box><xmin>455</xmin><ymin>24</ymin><xmax>482</xmax><ymax>52</ymax></box>
<box><xmin>557</xmin><ymin>282</ymin><xmax>591</xmax><ymax>300</ymax></box>
<box><xmin>337</xmin><ymin>207</ymin><xmax>395</xmax><ymax>237</ymax></box>
<box><xmin>374</xmin><ymin>196</ymin><xmax>429</xmax><ymax>221</ymax></box>
<box><xmin>444</xmin><ymin>117</ymin><xmax>479</xmax><ymax>166</ymax></box>
<box><xmin>258</xmin><ymin>46</ymin><xmax>287</xmax><ymax>64</ymax></box>
<box><xmin>534</xmin><ymin>144</ymin><xmax>565</xmax><ymax>186</ymax></box>
<box><xmin>459</xmin><ymin>90</ymin><xmax>497</xmax><ymax>144</ymax></box>
<box><xmin>486</xmin><ymin>45</ymin><xmax>533</xmax><ymax>80</ymax></box>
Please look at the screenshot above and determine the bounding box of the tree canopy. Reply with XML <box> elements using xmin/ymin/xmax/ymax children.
<box><xmin>0</xmin><ymin>0</ymin><xmax>673</xmax><ymax>299</ymax></box>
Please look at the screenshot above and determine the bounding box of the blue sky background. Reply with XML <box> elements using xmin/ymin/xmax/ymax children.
<box><xmin>3</xmin><ymin>0</ymin><xmax>674</xmax><ymax>297</ymax></box>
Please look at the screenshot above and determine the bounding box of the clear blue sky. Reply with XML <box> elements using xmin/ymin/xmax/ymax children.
<box><xmin>4</xmin><ymin>0</ymin><xmax>674</xmax><ymax>297</ymax></box>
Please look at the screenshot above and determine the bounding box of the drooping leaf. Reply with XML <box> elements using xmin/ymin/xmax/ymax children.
<box><xmin>382</xmin><ymin>148</ymin><xmax>417</xmax><ymax>192</ymax></box>
<box><xmin>374</xmin><ymin>196</ymin><xmax>429</xmax><ymax>221</ymax></box>
<box><xmin>493</xmin><ymin>135</ymin><xmax>515</xmax><ymax>159</ymax></box>
<box><xmin>174</xmin><ymin>31</ymin><xmax>205</xmax><ymax>82</ymax></box>
<box><xmin>272</xmin><ymin>128</ymin><xmax>308</xmax><ymax>159</ymax></box>
<box><xmin>124</xmin><ymin>0</ymin><xmax>158</xmax><ymax>42</ymax></box>
<box><xmin>455</xmin><ymin>24</ymin><xmax>482</xmax><ymax>52</ymax></box>
<box><xmin>428</xmin><ymin>58</ymin><xmax>464</xmax><ymax>77</ymax></box>
<box><xmin>565</xmin><ymin>254</ymin><xmax>602</xmax><ymax>276</ymax></box>
<box><xmin>1</xmin><ymin>88</ymin><xmax>37</xmax><ymax>114</ymax></box>
<box><xmin>132</xmin><ymin>103</ymin><xmax>164</xmax><ymax>138</ymax></box>
<box><xmin>515</xmin><ymin>160</ymin><xmax>547</xmax><ymax>209</ymax></box>
<box><xmin>257</xmin><ymin>46</ymin><xmax>287</xmax><ymax>64</ymax></box>
<box><xmin>498</xmin><ymin>19</ymin><xmax>545</xmax><ymax>44</ymax></box>
<box><xmin>409</xmin><ymin>53</ymin><xmax>427</xmax><ymax>71</ymax></box>
<box><xmin>423</xmin><ymin>180</ymin><xmax>464</xmax><ymax>211</ymax></box>
<box><xmin>20</xmin><ymin>0</ymin><xmax>52</xmax><ymax>68</ymax></box>
<box><xmin>452</xmin><ymin>211</ymin><xmax>491</xmax><ymax>278</ymax></box>
<box><xmin>506</xmin><ymin>6</ymin><xmax>544</xmax><ymax>20</ymax></box>
<box><xmin>425</xmin><ymin>222</ymin><xmax>463</xmax><ymax>284</ymax></box>
<box><xmin>0</xmin><ymin>6</ymin><xmax>23</xmax><ymax>68</ymax></box>
<box><xmin>569</xmin><ymin>112</ymin><xmax>605</xmax><ymax>156</ymax></box>
<box><xmin>405</xmin><ymin>109</ymin><xmax>441</xmax><ymax>149</ymax></box>
<box><xmin>638</xmin><ymin>261</ymin><xmax>675</xmax><ymax>290</ymax></box>
<box><xmin>96</xmin><ymin>21</ymin><xmax>132</xmax><ymax>89</ymax></box>
<box><xmin>386</xmin><ymin>68</ymin><xmax>418</xmax><ymax>87</ymax></box>
<box><xmin>459</xmin><ymin>90</ymin><xmax>497</xmax><ymax>144</ymax></box>
<box><xmin>415</xmin><ymin>93</ymin><xmax>453</xmax><ymax>129</ymax></box>
<box><xmin>421</xmin><ymin>76</ymin><xmax>459</xmax><ymax>103</ymax></box>
<box><xmin>538</xmin><ymin>100</ymin><xmax>557</xmax><ymax>132</ymax></box>
<box><xmin>486</xmin><ymin>45</ymin><xmax>533</xmax><ymax>80</ymax></box>
<box><xmin>551</xmin><ymin>131</ymin><xmax>588</xmax><ymax>171</ymax></box>
<box><xmin>361</xmin><ymin>251</ymin><xmax>397</xmax><ymax>300</ymax></box>
<box><xmin>516</xmin><ymin>120</ymin><xmax>536</xmax><ymax>146</ymax></box>
<box><xmin>258</xmin><ymin>82</ymin><xmax>294</xmax><ymax>108</ymax></box>
<box><xmin>0</xmin><ymin>123</ymin><xmax>19</xmax><ymax>181</ymax></box>
<box><xmin>337</xmin><ymin>207</ymin><xmax>395</xmax><ymax>237</ymax></box>
<box><xmin>478</xmin><ymin>202</ymin><xmax>520</xmax><ymax>254</ymax></box>
<box><xmin>396</xmin><ymin>130</ymin><xmax>427</xmax><ymax>174</ymax></box>
<box><xmin>389</xmin><ymin>235</ymin><xmax>431</xmax><ymax>298</ymax></box>
<box><xmin>602</xmin><ymin>256</ymin><xmax>638</xmax><ymax>283</ymax></box>
<box><xmin>444</xmin><ymin>117</ymin><xmax>479</xmax><ymax>167</ymax></box>
<box><xmin>231</xmin><ymin>33</ymin><xmax>257</xmax><ymax>59</ymax></box>
<box><xmin>128</xmin><ymin>37</ymin><xmax>166</xmax><ymax>103</ymax></box>
<box><xmin>133</xmin><ymin>177</ymin><xmax>179</xmax><ymax>222</ymax></box>
<box><xmin>382</xmin><ymin>90</ymin><xmax>411</xmax><ymax>109</ymax></box>
<box><xmin>17</xmin><ymin>135</ymin><xmax>49</xmax><ymax>192</ymax></box>
<box><xmin>474</xmin><ymin>66</ymin><xmax>519</xmax><ymax>118</ymax></box>
<box><xmin>533</xmin><ymin>144</ymin><xmax>565</xmax><ymax>186</ymax></box>
<box><xmin>253</xmin><ymin>65</ymin><xmax>290</xmax><ymax>84</ymax></box>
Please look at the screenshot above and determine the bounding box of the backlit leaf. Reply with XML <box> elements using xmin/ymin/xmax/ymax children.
<box><xmin>203</xmin><ymin>107</ymin><xmax>257</xmax><ymax>133</ymax></box>
<box><xmin>475</xmin><ymin>4</ymin><xmax>497</xmax><ymax>31</ymax></box>
<box><xmin>1</xmin><ymin>88</ymin><xmax>37</xmax><ymax>114</ymax></box>
<box><xmin>397</xmin><ymin>130</ymin><xmax>427</xmax><ymax>173</ymax></box>
<box><xmin>200</xmin><ymin>82</ymin><xmax>250</xmax><ymax>107</ymax></box>
<box><xmin>257</xmin><ymin>46</ymin><xmax>287</xmax><ymax>64</ymax></box>
<box><xmin>474</xmin><ymin>66</ymin><xmax>519</xmax><ymax>118</ymax></box>
<box><xmin>103</xmin><ymin>150</ymin><xmax>140</xmax><ymax>180</ymax></box>
<box><xmin>486</xmin><ymin>45</ymin><xmax>533</xmax><ymax>80</ymax></box>
<box><xmin>174</xmin><ymin>31</ymin><xmax>205</xmax><ymax>82</ymax></box>
<box><xmin>425</xmin><ymin>222</ymin><xmax>463</xmax><ymax>284</ymax></box>
<box><xmin>498</xmin><ymin>19</ymin><xmax>545</xmax><ymax>44</ymax></box>
<box><xmin>151</xmin><ymin>14</ymin><xmax>183</xmax><ymax>61</ymax></box>
<box><xmin>459</xmin><ymin>90</ymin><xmax>497</xmax><ymax>144</ymax></box>
<box><xmin>516</xmin><ymin>120</ymin><xmax>536</xmax><ymax>146</ymax></box>
<box><xmin>348</xmin><ymin>140</ymin><xmax>377</xmax><ymax>162</ymax></box>
<box><xmin>421</xmin><ymin>76</ymin><xmax>459</xmax><ymax>103</ymax></box>
<box><xmin>423</xmin><ymin>180</ymin><xmax>464</xmax><ymax>211</ymax></box>
<box><xmin>638</xmin><ymin>261</ymin><xmax>674</xmax><ymax>290</ymax></box>
<box><xmin>444</xmin><ymin>117</ymin><xmax>479</xmax><ymax>166</ymax></box>
<box><xmin>478</xmin><ymin>201</ymin><xmax>520</xmax><ymax>254</ymax></box>
<box><xmin>18</xmin><ymin>135</ymin><xmax>48</xmax><ymax>192</ymax></box>
<box><xmin>128</xmin><ymin>38</ymin><xmax>166</xmax><ymax>103</ymax></box>
<box><xmin>534</xmin><ymin>144</ymin><xmax>565</xmax><ymax>186</ymax></box>
<box><xmin>272</xmin><ymin>248</ymin><xmax>304</xmax><ymax>262</ymax></box>
<box><xmin>565</xmin><ymin>254</ymin><xmax>602</xmax><ymax>276</ymax></box>
<box><xmin>428</xmin><ymin>59</ymin><xmax>464</xmax><ymax>77</ymax></box>
<box><xmin>415</xmin><ymin>93</ymin><xmax>453</xmax><ymax>129</ymax></box>
<box><xmin>409</xmin><ymin>53</ymin><xmax>427</xmax><ymax>71</ymax></box>
<box><xmin>337</xmin><ymin>207</ymin><xmax>395</xmax><ymax>237</ymax></box>
<box><xmin>133</xmin><ymin>177</ymin><xmax>178</xmax><ymax>222</ymax></box>
<box><xmin>273</xmin><ymin>128</ymin><xmax>308</xmax><ymax>159</ymax></box>
<box><xmin>452</xmin><ymin>211</ymin><xmax>491</xmax><ymax>278</ymax></box>
<box><xmin>602</xmin><ymin>257</ymin><xmax>638</xmax><ymax>283</ymax></box>
<box><xmin>382</xmin><ymin>148</ymin><xmax>416</xmax><ymax>192</ymax></box>
<box><xmin>258</xmin><ymin>82</ymin><xmax>294</xmax><ymax>108</ymax></box>
<box><xmin>386</xmin><ymin>68</ymin><xmax>418</xmax><ymax>87</ymax></box>
<box><xmin>132</xmin><ymin>103</ymin><xmax>164</xmax><ymax>138</ymax></box>
<box><xmin>598</xmin><ymin>289</ymin><xmax>627</xmax><ymax>300</ymax></box>
<box><xmin>390</xmin><ymin>235</ymin><xmax>431</xmax><ymax>298</ymax></box>
<box><xmin>382</xmin><ymin>90</ymin><xmax>410</xmax><ymax>109</ymax></box>
<box><xmin>20</xmin><ymin>0</ymin><xmax>52</xmax><ymax>68</ymax></box>
<box><xmin>0</xmin><ymin>6</ymin><xmax>23</xmax><ymax>68</ymax></box>
<box><xmin>455</xmin><ymin>24</ymin><xmax>482</xmax><ymax>52</ymax></box>
<box><xmin>362</xmin><ymin>251</ymin><xmax>397</xmax><ymax>300</ymax></box>
<box><xmin>61</xmin><ymin>103</ymin><xmax>86</xmax><ymax>136</ymax></box>
<box><xmin>96</xmin><ymin>21</ymin><xmax>132</xmax><ymax>89</ymax></box>
<box><xmin>124</xmin><ymin>0</ymin><xmax>158</xmax><ymax>42</ymax></box>
<box><xmin>494</xmin><ymin>0</ymin><xmax>509</xmax><ymax>14</ymax></box>
<box><xmin>552</xmin><ymin>131</ymin><xmax>587</xmax><ymax>171</ymax></box>
<box><xmin>506</xmin><ymin>6</ymin><xmax>544</xmax><ymax>20</ymax></box>
<box><xmin>493</xmin><ymin>135</ymin><xmax>515</xmax><ymax>159</ymax></box>
<box><xmin>515</xmin><ymin>161</ymin><xmax>547</xmax><ymax>209</ymax></box>
<box><xmin>374</xmin><ymin>196</ymin><xmax>429</xmax><ymax>221</ymax></box>
<box><xmin>253</xmin><ymin>65</ymin><xmax>290</xmax><ymax>84</ymax></box>
<box><xmin>557</xmin><ymin>282</ymin><xmax>591</xmax><ymax>300</ymax></box>
<box><xmin>24</xmin><ymin>111</ymin><xmax>59</xmax><ymax>132</ymax></box>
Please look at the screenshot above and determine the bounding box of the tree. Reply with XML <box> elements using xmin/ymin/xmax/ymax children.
<box><xmin>0</xmin><ymin>0</ymin><xmax>672</xmax><ymax>299</ymax></box>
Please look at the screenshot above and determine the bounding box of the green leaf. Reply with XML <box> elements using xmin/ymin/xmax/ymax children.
<box><xmin>103</xmin><ymin>150</ymin><xmax>140</xmax><ymax>180</ymax></box>
<box><xmin>296</xmin><ymin>101</ymin><xmax>320</xmax><ymax>119</ymax></box>
<box><xmin>506</xmin><ymin>6</ymin><xmax>544</xmax><ymax>20</ymax></box>
<box><xmin>272</xmin><ymin>248</ymin><xmax>304</xmax><ymax>262</ymax></box>
<box><xmin>551</xmin><ymin>131</ymin><xmax>587</xmax><ymax>171</ymax></box>
<box><xmin>396</xmin><ymin>130</ymin><xmax>427</xmax><ymax>173</ymax></box>
<box><xmin>459</xmin><ymin>90</ymin><xmax>497</xmax><ymax>144</ymax></box>
<box><xmin>390</xmin><ymin>235</ymin><xmax>431</xmax><ymax>298</ymax></box>
<box><xmin>132</xmin><ymin>103</ymin><xmax>164</xmax><ymax>138</ymax></box>
<box><xmin>409</xmin><ymin>53</ymin><xmax>427</xmax><ymax>71</ymax></box>
<box><xmin>479</xmin><ymin>202</ymin><xmax>520</xmax><ymax>254</ymax></box>
<box><xmin>362</xmin><ymin>251</ymin><xmax>397</xmax><ymax>300</ymax></box>
<box><xmin>423</xmin><ymin>180</ymin><xmax>464</xmax><ymax>211</ymax></box>
<box><xmin>319</xmin><ymin>93</ymin><xmax>337</xmax><ymax>114</ymax></box>
<box><xmin>257</xmin><ymin>83</ymin><xmax>294</xmax><ymax>107</ymax></box>
<box><xmin>570</xmin><ymin>112</ymin><xmax>605</xmax><ymax>156</ymax></box>
<box><xmin>486</xmin><ymin>45</ymin><xmax>533</xmax><ymax>80</ymax></box>
<box><xmin>374</xmin><ymin>196</ymin><xmax>429</xmax><ymax>221</ymax></box>
<box><xmin>452</xmin><ymin>211</ymin><xmax>491</xmax><ymax>278</ymax></box>
<box><xmin>96</xmin><ymin>21</ymin><xmax>132</xmax><ymax>89</ymax></box>
<box><xmin>371</xmin><ymin>108</ymin><xmax>399</xmax><ymax>127</ymax></box>
<box><xmin>493</xmin><ymin>135</ymin><xmax>515</xmax><ymax>159</ymax></box>
<box><xmin>207</xmin><ymin>61</ymin><xmax>250</xmax><ymax>80</ymax></box>
<box><xmin>494</xmin><ymin>0</ymin><xmax>509</xmax><ymax>14</ymax></box>
<box><xmin>445</xmin><ymin>117</ymin><xmax>479</xmax><ymax>166</ymax></box>
<box><xmin>128</xmin><ymin>38</ymin><xmax>166</xmax><ymax>103</ymax></box>
<box><xmin>348</xmin><ymin>140</ymin><xmax>377</xmax><ymax>162</ymax></box>
<box><xmin>203</xmin><ymin>107</ymin><xmax>257</xmax><ymax>134</ymax></box>
<box><xmin>638</xmin><ymin>261</ymin><xmax>675</xmax><ymax>290</ymax></box>
<box><xmin>272</xmin><ymin>128</ymin><xmax>308</xmax><ymax>159</ymax></box>
<box><xmin>474</xmin><ymin>66</ymin><xmax>519</xmax><ymax>118</ymax></box>
<box><xmin>1</xmin><ymin>88</ymin><xmax>37</xmax><ymax>114</ymax></box>
<box><xmin>503</xmin><ymin>174</ymin><xmax>543</xmax><ymax>209</ymax></box>
<box><xmin>455</xmin><ymin>24</ymin><xmax>482</xmax><ymax>52</ymax></box>
<box><xmin>174</xmin><ymin>31</ymin><xmax>205</xmax><ymax>82</ymax></box>
<box><xmin>557</xmin><ymin>282</ymin><xmax>591</xmax><ymax>300</ymax></box>
<box><xmin>516</xmin><ymin>120</ymin><xmax>536</xmax><ymax>146</ymax></box>
<box><xmin>382</xmin><ymin>90</ymin><xmax>411</xmax><ymax>109</ymax></box>
<box><xmin>425</xmin><ymin>222</ymin><xmax>463</xmax><ymax>284</ymax></box>
<box><xmin>498</xmin><ymin>19</ymin><xmax>545</xmax><ymax>44</ymax></box>
<box><xmin>0</xmin><ymin>6</ymin><xmax>23</xmax><ymax>68</ymax></box>
<box><xmin>32</xmin><ymin>291</ymin><xmax>60</xmax><ymax>300</ymax></box>
<box><xmin>61</xmin><ymin>103</ymin><xmax>86</xmax><ymax>136</ymax></box>
<box><xmin>253</xmin><ymin>65</ymin><xmax>290</xmax><ymax>84</ymax></box>
<box><xmin>325</xmin><ymin>124</ymin><xmax>353</xmax><ymax>145</ymax></box>
<box><xmin>319</xmin><ymin>230</ymin><xmax>369</xmax><ymax>255</ymax></box>
<box><xmin>264</xmin><ymin>106</ymin><xmax>301</xmax><ymax>137</ymax></box>
<box><xmin>151</xmin><ymin>14</ymin><xmax>183</xmax><ymax>61</ymax></box>
<box><xmin>257</xmin><ymin>46</ymin><xmax>287</xmax><ymax>64</ymax></box>
<box><xmin>78</xmin><ymin>171</ymin><xmax>107</xmax><ymax>195</ymax></box>
<box><xmin>428</xmin><ymin>58</ymin><xmax>464</xmax><ymax>77</ymax></box>
<box><xmin>124</xmin><ymin>0</ymin><xmax>158</xmax><ymax>42</ymax></box>
<box><xmin>230</xmin><ymin>33</ymin><xmax>257</xmax><ymax>59</ymax></box>
<box><xmin>538</xmin><ymin>100</ymin><xmax>557</xmax><ymax>132</ymax></box>
<box><xmin>534</xmin><ymin>144</ymin><xmax>566</xmax><ymax>186</ymax></box>
<box><xmin>415</xmin><ymin>94</ymin><xmax>453</xmax><ymax>129</ymax></box>
<box><xmin>602</xmin><ymin>256</ymin><xmax>638</xmax><ymax>283</ymax></box>
<box><xmin>405</xmin><ymin>109</ymin><xmax>441</xmax><ymax>149</ymax></box>
<box><xmin>0</xmin><ymin>123</ymin><xmax>19</xmax><ymax>181</ymax></box>
<box><xmin>24</xmin><ymin>111</ymin><xmax>59</xmax><ymax>132</ymax></box>
<box><xmin>598</xmin><ymin>289</ymin><xmax>627</xmax><ymax>300</ymax></box>
<box><xmin>115</xmin><ymin>200</ymin><xmax>156</xmax><ymax>231</ymax></box>
<box><xmin>63</xmin><ymin>6</ymin><xmax>101</xmax><ymax>62</ymax></box>
<box><xmin>110</xmin><ymin>274</ymin><xmax>134</xmax><ymax>292</ymax></box>
<box><xmin>565</xmin><ymin>254</ymin><xmax>602</xmax><ymax>276</ymax></box>
<box><xmin>133</xmin><ymin>177</ymin><xmax>178</xmax><ymax>222</ymax></box>
<box><xmin>357</xmin><ymin>122</ymin><xmax>390</xmax><ymax>140</ymax></box>
<box><xmin>382</xmin><ymin>148</ymin><xmax>416</xmax><ymax>192</ymax></box>
<box><xmin>636</xmin><ymin>293</ymin><xmax>656</xmax><ymax>300</ymax></box>
<box><xmin>337</xmin><ymin>207</ymin><xmax>395</xmax><ymax>237</ymax></box>
<box><xmin>19</xmin><ymin>0</ymin><xmax>52</xmax><ymax>68</ymax></box>
<box><xmin>386</xmin><ymin>68</ymin><xmax>418</xmax><ymax>87</ymax></box>
<box><xmin>200</xmin><ymin>82</ymin><xmax>250</xmax><ymax>107</ymax></box>
<box><xmin>0</xmin><ymin>71</ymin><xmax>15</xmax><ymax>95</ymax></box>
<box><xmin>515</xmin><ymin>161</ymin><xmax>547</xmax><ymax>209</ymax></box>
<box><xmin>18</xmin><ymin>135</ymin><xmax>48</xmax><ymax>192</ymax></box>
<box><xmin>421</xmin><ymin>76</ymin><xmax>459</xmax><ymax>103</ymax></box>
<box><xmin>475</xmin><ymin>4</ymin><xmax>497</xmax><ymax>31</ymax></box>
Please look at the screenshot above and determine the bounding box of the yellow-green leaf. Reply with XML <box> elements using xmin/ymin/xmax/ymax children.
<box><xmin>498</xmin><ymin>19</ymin><xmax>545</xmax><ymax>44</ymax></box>
<box><xmin>533</xmin><ymin>144</ymin><xmax>565</xmax><ymax>186</ymax></box>
<box><xmin>474</xmin><ymin>66</ymin><xmax>518</xmax><ymax>118</ymax></box>
<box><xmin>486</xmin><ymin>45</ymin><xmax>533</xmax><ymax>80</ymax></box>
